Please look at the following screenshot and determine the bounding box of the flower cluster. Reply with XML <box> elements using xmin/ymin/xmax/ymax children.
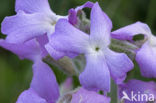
<box><xmin>0</xmin><ymin>0</ymin><xmax>156</xmax><ymax>103</ymax></box>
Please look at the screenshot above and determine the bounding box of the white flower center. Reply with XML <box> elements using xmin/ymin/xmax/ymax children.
<box><xmin>86</xmin><ymin>42</ymin><xmax>104</xmax><ymax>56</ymax></box>
<box><xmin>49</xmin><ymin>15</ymin><xmax>57</xmax><ymax>26</ymax></box>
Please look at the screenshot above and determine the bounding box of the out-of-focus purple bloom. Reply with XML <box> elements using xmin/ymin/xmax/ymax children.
<box><xmin>46</xmin><ymin>2</ymin><xmax>133</xmax><ymax>92</ymax></box>
<box><xmin>119</xmin><ymin>79</ymin><xmax>156</xmax><ymax>103</ymax></box>
<box><xmin>16</xmin><ymin>59</ymin><xmax>110</xmax><ymax>103</ymax></box>
<box><xmin>112</xmin><ymin>22</ymin><xmax>156</xmax><ymax>78</ymax></box>
<box><xmin>16</xmin><ymin>60</ymin><xmax>60</xmax><ymax>103</ymax></box>
<box><xmin>71</xmin><ymin>87</ymin><xmax>110</xmax><ymax>103</ymax></box>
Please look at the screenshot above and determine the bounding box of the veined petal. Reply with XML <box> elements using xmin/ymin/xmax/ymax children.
<box><xmin>90</xmin><ymin>2</ymin><xmax>112</xmax><ymax>46</ymax></box>
<box><xmin>15</xmin><ymin>0</ymin><xmax>54</xmax><ymax>15</ymax></box>
<box><xmin>1</xmin><ymin>11</ymin><xmax>53</xmax><ymax>43</ymax></box>
<box><xmin>136</xmin><ymin>42</ymin><xmax>156</xmax><ymax>78</ymax></box>
<box><xmin>111</xmin><ymin>22</ymin><xmax>151</xmax><ymax>41</ymax></box>
<box><xmin>16</xmin><ymin>89</ymin><xmax>47</xmax><ymax>103</ymax></box>
<box><xmin>71</xmin><ymin>88</ymin><xmax>110</xmax><ymax>103</ymax></box>
<box><xmin>45</xmin><ymin>19</ymin><xmax>89</xmax><ymax>60</ymax></box>
<box><xmin>119</xmin><ymin>79</ymin><xmax>156</xmax><ymax>103</ymax></box>
<box><xmin>30</xmin><ymin>60</ymin><xmax>60</xmax><ymax>103</ymax></box>
<box><xmin>105</xmin><ymin>49</ymin><xmax>134</xmax><ymax>84</ymax></box>
<box><xmin>68</xmin><ymin>1</ymin><xmax>94</xmax><ymax>25</ymax></box>
<box><xmin>79</xmin><ymin>53</ymin><xmax>111</xmax><ymax>92</ymax></box>
<box><xmin>0</xmin><ymin>39</ymin><xmax>40</xmax><ymax>61</ymax></box>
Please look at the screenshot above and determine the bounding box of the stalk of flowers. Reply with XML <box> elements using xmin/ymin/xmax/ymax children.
<box><xmin>0</xmin><ymin>0</ymin><xmax>111</xmax><ymax>102</ymax></box>
<box><xmin>0</xmin><ymin>0</ymin><xmax>156</xmax><ymax>103</ymax></box>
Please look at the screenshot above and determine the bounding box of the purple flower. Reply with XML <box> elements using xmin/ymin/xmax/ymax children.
<box><xmin>112</xmin><ymin>22</ymin><xmax>156</xmax><ymax>78</ymax></box>
<box><xmin>1</xmin><ymin>0</ymin><xmax>65</xmax><ymax>43</ymax></box>
<box><xmin>46</xmin><ymin>2</ymin><xmax>133</xmax><ymax>92</ymax></box>
<box><xmin>71</xmin><ymin>87</ymin><xmax>110</xmax><ymax>103</ymax></box>
<box><xmin>16</xmin><ymin>60</ymin><xmax>59</xmax><ymax>103</ymax></box>
<box><xmin>119</xmin><ymin>79</ymin><xmax>156</xmax><ymax>103</ymax></box>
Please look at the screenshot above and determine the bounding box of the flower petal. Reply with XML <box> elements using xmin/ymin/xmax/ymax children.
<box><xmin>79</xmin><ymin>54</ymin><xmax>111</xmax><ymax>92</ymax></box>
<box><xmin>36</xmin><ymin>35</ymin><xmax>49</xmax><ymax>57</ymax></box>
<box><xmin>90</xmin><ymin>2</ymin><xmax>112</xmax><ymax>46</ymax></box>
<box><xmin>16</xmin><ymin>89</ymin><xmax>47</xmax><ymax>103</ymax></box>
<box><xmin>30</xmin><ymin>60</ymin><xmax>60</xmax><ymax>103</ymax></box>
<box><xmin>136</xmin><ymin>42</ymin><xmax>156</xmax><ymax>78</ymax></box>
<box><xmin>68</xmin><ymin>1</ymin><xmax>94</xmax><ymax>25</ymax></box>
<box><xmin>111</xmin><ymin>22</ymin><xmax>151</xmax><ymax>41</ymax></box>
<box><xmin>1</xmin><ymin>11</ymin><xmax>53</xmax><ymax>43</ymax></box>
<box><xmin>0</xmin><ymin>39</ymin><xmax>40</xmax><ymax>61</ymax></box>
<box><xmin>71</xmin><ymin>88</ymin><xmax>110</xmax><ymax>103</ymax></box>
<box><xmin>119</xmin><ymin>79</ymin><xmax>156</xmax><ymax>103</ymax></box>
<box><xmin>105</xmin><ymin>49</ymin><xmax>134</xmax><ymax>84</ymax></box>
<box><xmin>15</xmin><ymin>0</ymin><xmax>54</xmax><ymax>15</ymax></box>
<box><xmin>45</xmin><ymin>19</ymin><xmax>89</xmax><ymax>60</ymax></box>
<box><xmin>75</xmin><ymin>1</ymin><xmax>94</xmax><ymax>11</ymax></box>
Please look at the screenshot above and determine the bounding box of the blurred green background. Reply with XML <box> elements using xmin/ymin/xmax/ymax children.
<box><xmin>0</xmin><ymin>0</ymin><xmax>156</xmax><ymax>103</ymax></box>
